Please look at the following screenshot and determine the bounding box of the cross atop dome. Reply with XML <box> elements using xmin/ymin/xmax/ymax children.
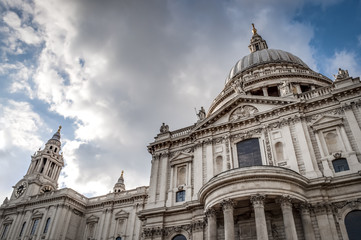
<box><xmin>248</xmin><ymin>23</ymin><xmax>268</xmax><ymax>53</ymax></box>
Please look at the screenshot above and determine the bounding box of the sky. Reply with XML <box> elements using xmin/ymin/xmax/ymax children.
<box><xmin>0</xmin><ymin>0</ymin><xmax>361</xmax><ymax>202</ymax></box>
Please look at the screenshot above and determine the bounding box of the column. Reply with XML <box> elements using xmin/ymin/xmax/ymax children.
<box><xmin>262</xmin><ymin>87</ymin><xmax>268</xmax><ymax>96</ymax></box>
<box><xmin>298</xmin><ymin>202</ymin><xmax>316</xmax><ymax>240</ymax></box>
<box><xmin>205</xmin><ymin>207</ymin><xmax>217</xmax><ymax>240</ymax></box>
<box><xmin>326</xmin><ymin>205</ymin><xmax>338</xmax><ymax>240</ymax></box>
<box><xmin>314</xmin><ymin>203</ymin><xmax>335</xmax><ymax>240</ymax></box>
<box><xmin>221</xmin><ymin>199</ymin><xmax>234</xmax><ymax>240</ymax></box>
<box><xmin>250</xmin><ymin>194</ymin><xmax>269</xmax><ymax>240</ymax></box>
<box><xmin>278</xmin><ymin>195</ymin><xmax>298</xmax><ymax>240</ymax></box>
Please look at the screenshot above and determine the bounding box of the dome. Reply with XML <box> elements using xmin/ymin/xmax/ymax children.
<box><xmin>226</xmin><ymin>49</ymin><xmax>310</xmax><ymax>83</ymax></box>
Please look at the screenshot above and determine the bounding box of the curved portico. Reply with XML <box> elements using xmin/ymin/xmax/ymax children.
<box><xmin>200</xmin><ymin>166</ymin><xmax>312</xmax><ymax>240</ymax></box>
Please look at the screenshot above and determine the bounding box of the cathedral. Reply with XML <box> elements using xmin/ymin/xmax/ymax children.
<box><xmin>1</xmin><ymin>25</ymin><xmax>361</xmax><ymax>240</ymax></box>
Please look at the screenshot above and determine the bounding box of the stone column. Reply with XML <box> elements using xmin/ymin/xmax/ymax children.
<box><xmin>221</xmin><ymin>199</ymin><xmax>235</xmax><ymax>240</ymax></box>
<box><xmin>278</xmin><ymin>195</ymin><xmax>298</xmax><ymax>240</ymax></box>
<box><xmin>326</xmin><ymin>204</ymin><xmax>338</xmax><ymax>240</ymax></box>
<box><xmin>250</xmin><ymin>194</ymin><xmax>269</xmax><ymax>240</ymax></box>
<box><xmin>297</xmin><ymin>202</ymin><xmax>316</xmax><ymax>240</ymax></box>
<box><xmin>262</xmin><ymin>87</ymin><xmax>268</xmax><ymax>96</ymax></box>
<box><xmin>205</xmin><ymin>207</ymin><xmax>217</xmax><ymax>240</ymax></box>
<box><xmin>314</xmin><ymin>203</ymin><xmax>335</xmax><ymax>240</ymax></box>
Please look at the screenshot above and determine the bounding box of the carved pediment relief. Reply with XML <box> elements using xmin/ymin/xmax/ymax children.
<box><xmin>3</xmin><ymin>216</ymin><xmax>14</xmax><ymax>224</ymax></box>
<box><xmin>229</xmin><ymin>105</ymin><xmax>258</xmax><ymax>121</ymax></box>
<box><xmin>86</xmin><ymin>214</ymin><xmax>99</xmax><ymax>223</ymax></box>
<box><xmin>170</xmin><ymin>152</ymin><xmax>193</xmax><ymax>167</ymax></box>
<box><xmin>311</xmin><ymin>115</ymin><xmax>343</xmax><ymax>131</ymax></box>
<box><xmin>114</xmin><ymin>210</ymin><xmax>129</xmax><ymax>219</ymax></box>
<box><xmin>32</xmin><ymin>210</ymin><xmax>44</xmax><ymax>219</ymax></box>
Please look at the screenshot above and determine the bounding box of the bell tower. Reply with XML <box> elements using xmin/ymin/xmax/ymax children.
<box><xmin>10</xmin><ymin>126</ymin><xmax>64</xmax><ymax>201</ymax></box>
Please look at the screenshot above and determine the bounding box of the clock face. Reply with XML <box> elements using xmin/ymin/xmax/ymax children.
<box><xmin>14</xmin><ymin>181</ymin><xmax>27</xmax><ymax>198</ymax></box>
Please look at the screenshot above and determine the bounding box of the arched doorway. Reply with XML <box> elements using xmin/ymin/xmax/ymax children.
<box><xmin>345</xmin><ymin>210</ymin><xmax>361</xmax><ymax>240</ymax></box>
<box><xmin>172</xmin><ymin>234</ymin><xmax>187</xmax><ymax>240</ymax></box>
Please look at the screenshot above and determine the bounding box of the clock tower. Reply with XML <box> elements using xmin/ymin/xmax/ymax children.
<box><xmin>10</xmin><ymin>126</ymin><xmax>64</xmax><ymax>201</ymax></box>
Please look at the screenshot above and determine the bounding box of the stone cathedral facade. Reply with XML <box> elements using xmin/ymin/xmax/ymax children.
<box><xmin>1</xmin><ymin>25</ymin><xmax>361</xmax><ymax>240</ymax></box>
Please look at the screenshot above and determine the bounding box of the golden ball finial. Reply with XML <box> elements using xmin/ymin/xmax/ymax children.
<box><xmin>121</xmin><ymin>170</ymin><xmax>124</xmax><ymax>178</ymax></box>
<box><xmin>252</xmin><ymin>23</ymin><xmax>257</xmax><ymax>35</ymax></box>
<box><xmin>58</xmin><ymin>125</ymin><xmax>62</xmax><ymax>132</ymax></box>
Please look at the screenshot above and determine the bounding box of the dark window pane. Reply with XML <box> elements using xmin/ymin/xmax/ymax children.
<box><xmin>172</xmin><ymin>234</ymin><xmax>187</xmax><ymax>240</ymax></box>
<box><xmin>332</xmin><ymin>158</ymin><xmax>350</xmax><ymax>173</ymax></box>
<box><xmin>345</xmin><ymin>210</ymin><xmax>361</xmax><ymax>240</ymax></box>
<box><xmin>237</xmin><ymin>138</ymin><xmax>262</xmax><ymax>168</ymax></box>
<box><xmin>176</xmin><ymin>191</ymin><xmax>185</xmax><ymax>202</ymax></box>
<box><xmin>43</xmin><ymin>218</ymin><xmax>51</xmax><ymax>234</ymax></box>
<box><xmin>31</xmin><ymin>219</ymin><xmax>39</xmax><ymax>235</ymax></box>
<box><xmin>19</xmin><ymin>222</ymin><xmax>26</xmax><ymax>237</ymax></box>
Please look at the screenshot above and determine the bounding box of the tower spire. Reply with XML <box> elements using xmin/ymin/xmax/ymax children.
<box><xmin>252</xmin><ymin>23</ymin><xmax>257</xmax><ymax>35</ymax></box>
<box><xmin>114</xmin><ymin>170</ymin><xmax>126</xmax><ymax>192</ymax></box>
<box><xmin>248</xmin><ymin>23</ymin><xmax>268</xmax><ymax>53</ymax></box>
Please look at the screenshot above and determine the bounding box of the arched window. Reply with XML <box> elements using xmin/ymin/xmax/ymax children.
<box><xmin>237</xmin><ymin>138</ymin><xmax>262</xmax><ymax>168</ymax></box>
<box><xmin>345</xmin><ymin>210</ymin><xmax>361</xmax><ymax>240</ymax></box>
<box><xmin>116</xmin><ymin>237</ymin><xmax>122</xmax><ymax>240</ymax></box>
<box><xmin>30</xmin><ymin>219</ymin><xmax>39</xmax><ymax>235</ymax></box>
<box><xmin>332</xmin><ymin>158</ymin><xmax>350</xmax><ymax>173</ymax></box>
<box><xmin>177</xmin><ymin>167</ymin><xmax>186</xmax><ymax>186</ymax></box>
<box><xmin>324</xmin><ymin>132</ymin><xmax>342</xmax><ymax>154</ymax></box>
<box><xmin>43</xmin><ymin>218</ymin><xmax>51</xmax><ymax>234</ymax></box>
<box><xmin>172</xmin><ymin>234</ymin><xmax>187</xmax><ymax>240</ymax></box>
<box><xmin>275</xmin><ymin>142</ymin><xmax>284</xmax><ymax>162</ymax></box>
<box><xmin>19</xmin><ymin>222</ymin><xmax>26</xmax><ymax>237</ymax></box>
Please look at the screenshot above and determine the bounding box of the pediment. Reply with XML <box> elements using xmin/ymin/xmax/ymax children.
<box><xmin>193</xmin><ymin>95</ymin><xmax>295</xmax><ymax>132</ymax></box>
<box><xmin>170</xmin><ymin>152</ymin><xmax>193</xmax><ymax>166</ymax></box>
<box><xmin>311</xmin><ymin>115</ymin><xmax>343</xmax><ymax>131</ymax></box>
<box><xmin>3</xmin><ymin>216</ymin><xmax>14</xmax><ymax>224</ymax></box>
<box><xmin>86</xmin><ymin>214</ymin><xmax>99</xmax><ymax>223</ymax></box>
<box><xmin>32</xmin><ymin>210</ymin><xmax>44</xmax><ymax>218</ymax></box>
<box><xmin>114</xmin><ymin>210</ymin><xmax>129</xmax><ymax>219</ymax></box>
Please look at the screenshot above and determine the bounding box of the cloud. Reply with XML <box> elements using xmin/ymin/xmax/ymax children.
<box><xmin>0</xmin><ymin>99</ymin><xmax>46</xmax><ymax>202</ymax></box>
<box><xmin>1</xmin><ymin>0</ymin><xmax>353</xmax><ymax>198</ymax></box>
<box><xmin>324</xmin><ymin>50</ymin><xmax>361</xmax><ymax>79</ymax></box>
<box><xmin>0</xmin><ymin>100</ymin><xmax>44</xmax><ymax>151</ymax></box>
<box><xmin>2</xmin><ymin>11</ymin><xmax>42</xmax><ymax>46</ymax></box>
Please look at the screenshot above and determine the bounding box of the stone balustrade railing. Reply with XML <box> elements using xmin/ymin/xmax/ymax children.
<box><xmin>297</xmin><ymin>85</ymin><xmax>333</xmax><ymax>100</ymax></box>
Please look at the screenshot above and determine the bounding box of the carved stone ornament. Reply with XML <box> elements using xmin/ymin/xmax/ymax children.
<box><xmin>221</xmin><ymin>198</ymin><xmax>234</xmax><ymax>210</ymax></box>
<box><xmin>205</xmin><ymin>207</ymin><xmax>216</xmax><ymax>218</ymax></box>
<box><xmin>250</xmin><ymin>194</ymin><xmax>266</xmax><ymax>207</ymax></box>
<box><xmin>333</xmin><ymin>152</ymin><xmax>342</xmax><ymax>159</ymax></box>
<box><xmin>159</xmin><ymin>123</ymin><xmax>169</xmax><ymax>133</ymax></box>
<box><xmin>229</xmin><ymin>105</ymin><xmax>258</xmax><ymax>121</ymax></box>
<box><xmin>333</xmin><ymin>68</ymin><xmax>349</xmax><ymax>81</ymax></box>
<box><xmin>276</xmin><ymin>195</ymin><xmax>293</xmax><ymax>207</ymax></box>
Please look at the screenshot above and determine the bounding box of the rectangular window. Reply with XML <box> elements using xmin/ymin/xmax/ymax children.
<box><xmin>176</xmin><ymin>190</ymin><xmax>185</xmax><ymax>202</ymax></box>
<box><xmin>332</xmin><ymin>158</ymin><xmax>350</xmax><ymax>173</ymax></box>
<box><xmin>30</xmin><ymin>219</ymin><xmax>39</xmax><ymax>235</ymax></box>
<box><xmin>237</xmin><ymin>138</ymin><xmax>262</xmax><ymax>168</ymax></box>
